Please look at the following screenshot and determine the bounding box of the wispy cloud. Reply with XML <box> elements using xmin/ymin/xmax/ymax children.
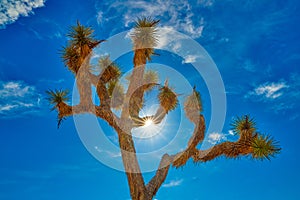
<box><xmin>228</xmin><ymin>130</ymin><xmax>234</xmax><ymax>136</ymax></box>
<box><xmin>182</xmin><ymin>55</ymin><xmax>200</xmax><ymax>64</ymax></box>
<box><xmin>0</xmin><ymin>0</ymin><xmax>46</xmax><ymax>29</ymax></box>
<box><xmin>96</xmin><ymin>0</ymin><xmax>209</xmax><ymax>38</ymax></box>
<box><xmin>96</xmin><ymin>11</ymin><xmax>104</xmax><ymax>24</ymax></box>
<box><xmin>247</xmin><ymin>81</ymin><xmax>288</xmax><ymax>99</ymax></box>
<box><xmin>244</xmin><ymin>74</ymin><xmax>300</xmax><ymax>118</ymax></box>
<box><xmin>162</xmin><ymin>179</ymin><xmax>183</xmax><ymax>188</ymax></box>
<box><xmin>26</xmin><ymin>18</ymin><xmax>63</xmax><ymax>40</ymax></box>
<box><xmin>156</xmin><ymin>26</ymin><xmax>187</xmax><ymax>49</ymax></box>
<box><xmin>208</xmin><ymin>132</ymin><xmax>227</xmax><ymax>145</ymax></box>
<box><xmin>0</xmin><ymin>80</ymin><xmax>42</xmax><ymax>118</ymax></box>
<box><xmin>197</xmin><ymin>0</ymin><xmax>214</xmax><ymax>7</ymax></box>
<box><xmin>242</xmin><ymin>59</ymin><xmax>256</xmax><ymax>72</ymax></box>
<box><xmin>94</xmin><ymin>146</ymin><xmax>121</xmax><ymax>158</ymax></box>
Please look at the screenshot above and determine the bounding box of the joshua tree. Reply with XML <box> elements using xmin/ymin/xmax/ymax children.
<box><xmin>47</xmin><ymin>18</ymin><xmax>280</xmax><ymax>200</ymax></box>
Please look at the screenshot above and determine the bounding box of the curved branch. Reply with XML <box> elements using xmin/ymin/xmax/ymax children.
<box><xmin>57</xmin><ymin>102</ymin><xmax>120</xmax><ymax>127</ymax></box>
<box><xmin>172</xmin><ymin>114</ymin><xmax>205</xmax><ymax>167</ymax></box>
<box><xmin>193</xmin><ymin>130</ymin><xmax>254</xmax><ymax>162</ymax></box>
<box><xmin>145</xmin><ymin>114</ymin><xmax>205</xmax><ymax>197</ymax></box>
<box><xmin>146</xmin><ymin>154</ymin><xmax>172</xmax><ymax>197</ymax></box>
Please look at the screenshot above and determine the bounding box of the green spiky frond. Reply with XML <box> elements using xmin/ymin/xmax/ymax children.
<box><xmin>107</xmin><ymin>81</ymin><xmax>124</xmax><ymax>109</ymax></box>
<box><xmin>231</xmin><ymin>115</ymin><xmax>256</xmax><ymax>135</ymax></box>
<box><xmin>61</xmin><ymin>45</ymin><xmax>80</xmax><ymax>73</ymax></box>
<box><xmin>184</xmin><ymin>88</ymin><xmax>203</xmax><ymax>121</ymax></box>
<box><xmin>158</xmin><ymin>84</ymin><xmax>178</xmax><ymax>113</ymax></box>
<box><xmin>98</xmin><ymin>55</ymin><xmax>113</xmax><ymax>70</ymax></box>
<box><xmin>143</xmin><ymin>70</ymin><xmax>159</xmax><ymax>91</ymax></box>
<box><xmin>252</xmin><ymin>134</ymin><xmax>281</xmax><ymax>160</ymax></box>
<box><xmin>131</xmin><ymin>17</ymin><xmax>159</xmax><ymax>61</ymax></box>
<box><xmin>67</xmin><ymin>21</ymin><xmax>99</xmax><ymax>49</ymax></box>
<box><xmin>102</xmin><ymin>65</ymin><xmax>121</xmax><ymax>82</ymax></box>
<box><xmin>46</xmin><ymin>89</ymin><xmax>69</xmax><ymax>110</ymax></box>
<box><xmin>62</xmin><ymin>21</ymin><xmax>104</xmax><ymax>73</ymax></box>
<box><xmin>97</xmin><ymin>56</ymin><xmax>122</xmax><ymax>82</ymax></box>
<box><xmin>144</xmin><ymin>70</ymin><xmax>159</xmax><ymax>83</ymax></box>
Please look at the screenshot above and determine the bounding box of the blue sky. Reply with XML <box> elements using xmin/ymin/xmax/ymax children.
<box><xmin>0</xmin><ymin>0</ymin><xmax>300</xmax><ymax>199</ymax></box>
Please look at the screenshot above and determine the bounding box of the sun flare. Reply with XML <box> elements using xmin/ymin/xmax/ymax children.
<box><xmin>144</xmin><ymin>119</ymin><xmax>154</xmax><ymax>127</ymax></box>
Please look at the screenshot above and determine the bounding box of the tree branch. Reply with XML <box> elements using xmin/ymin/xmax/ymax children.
<box><xmin>145</xmin><ymin>114</ymin><xmax>205</xmax><ymax>197</ymax></box>
<box><xmin>193</xmin><ymin>130</ymin><xmax>254</xmax><ymax>162</ymax></box>
<box><xmin>146</xmin><ymin>154</ymin><xmax>172</xmax><ymax>197</ymax></box>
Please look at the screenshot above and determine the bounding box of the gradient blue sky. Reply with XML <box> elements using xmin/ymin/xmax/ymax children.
<box><xmin>0</xmin><ymin>0</ymin><xmax>300</xmax><ymax>199</ymax></box>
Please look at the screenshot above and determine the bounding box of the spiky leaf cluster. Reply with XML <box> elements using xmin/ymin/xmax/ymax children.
<box><xmin>184</xmin><ymin>88</ymin><xmax>203</xmax><ymax>121</ymax></box>
<box><xmin>67</xmin><ymin>21</ymin><xmax>99</xmax><ymax>49</ymax></box>
<box><xmin>143</xmin><ymin>70</ymin><xmax>159</xmax><ymax>91</ymax></box>
<box><xmin>102</xmin><ymin>65</ymin><xmax>121</xmax><ymax>83</ymax></box>
<box><xmin>131</xmin><ymin>17</ymin><xmax>159</xmax><ymax>61</ymax></box>
<box><xmin>46</xmin><ymin>89</ymin><xmax>69</xmax><ymax>110</ymax></box>
<box><xmin>97</xmin><ymin>56</ymin><xmax>122</xmax><ymax>82</ymax></box>
<box><xmin>144</xmin><ymin>70</ymin><xmax>158</xmax><ymax>83</ymax></box>
<box><xmin>158</xmin><ymin>85</ymin><xmax>178</xmax><ymax>113</ymax></box>
<box><xmin>231</xmin><ymin>115</ymin><xmax>256</xmax><ymax>135</ymax></box>
<box><xmin>61</xmin><ymin>45</ymin><xmax>80</xmax><ymax>73</ymax></box>
<box><xmin>61</xmin><ymin>21</ymin><xmax>102</xmax><ymax>74</ymax></box>
<box><xmin>98</xmin><ymin>55</ymin><xmax>113</xmax><ymax>70</ymax></box>
<box><xmin>252</xmin><ymin>134</ymin><xmax>281</xmax><ymax>160</ymax></box>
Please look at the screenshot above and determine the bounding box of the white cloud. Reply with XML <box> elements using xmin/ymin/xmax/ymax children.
<box><xmin>182</xmin><ymin>55</ymin><xmax>199</xmax><ymax>64</ymax></box>
<box><xmin>156</xmin><ymin>26</ymin><xmax>187</xmax><ymax>49</ymax></box>
<box><xmin>208</xmin><ymin>132</ymin><xmax>227</xmax><ymax>144</ymax></box>
<box><xmin>94</xmin><ymin>146</ymin><xmax>121</xmax><ymax>158</ymax></box>
<box><xmin>197</xmin><ymin>0</ymin><xmax>215</xmax><ymax>7</ymax></box>
<box><xmin>0</xmin><ymin>0</ymin><xmax>46</xmax><ymax>28</ymax></box>
<box><xmin>96</xmin><ymin>11</ymin><xmax>103</xmax><ymax>24</ymax></box>
<box><xmin>0</xmin><ymin>80</ymin><xmax>42</xmax><ymax>117</ymax></box>
<box><xmin>0</xmin><ymin>104</ymin><xmax>17</xmax><ymax>112</ymax></box>
<box><xmin>99</xmin><ymin>0</ymin><xmax>209</xmax><ymax>38</ymax></box>
<box><xmin>244</xmin><ymin>75</ymin><xmax>300</xmax><ymax>115</ymax></box>
<box><xmin>162</xmin><ymin>179</ymin><xmax>183</xmax><ymax>188</ymax></box>
<box><xmin>251</xmin><ymin>82</ymin><xmax>288</xmax><ymax>99</ymax></box>
<box><xmin>0</xmin><ymin>81</ymin><xmax>33</xmax><ymax>97</ymax></box>
<box><xmin>228</xmin><ymin>130</ymin><xmax>234</xmax><ymax>136</ymax></box>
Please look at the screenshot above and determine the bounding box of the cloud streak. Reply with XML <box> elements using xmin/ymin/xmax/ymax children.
<box><xmin>208</xmin><ymin>132</ymin><xmax>227</xmax><ymax>145</ymax></box>
<box><xmin>247</xmin><ymin>81</ymin><xmax>288</xmax><ymax>99</ymax></box>
<box><xmin>162</xmin><ymin>179</ymin><xmax>183</xmax><ymax>188</ymax></box>
<box><xmin>0</xmin><ymin>80</ymin><xmax>42</xmax><ymax>118</ymax></box>
<box><xmin>244</xmin><ymin>74</ymin><xmax>300</xmax><ymax>118</ymax></box>
<box><xmin>0</xmin><ymin>0</ymin><xmax>46</xmax><ymax>29</ymax></box>
<box><xmin>96</xmin><ymin>0</ymin><xmax>208</xmax><ymax>38</ymax></box>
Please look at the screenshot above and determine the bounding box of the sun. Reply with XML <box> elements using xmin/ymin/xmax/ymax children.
<box><xmin>144</xmin><ymin>119</ymin><xmax>154</xmax><ymax>127</ymax></box>
<box><xmin>131</xmin><ymin>104</ymin><xmax>167</xmax><ymax>139</ymax></box>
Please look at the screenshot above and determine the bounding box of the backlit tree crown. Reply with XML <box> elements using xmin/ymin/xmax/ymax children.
<box><xmin>47</xmin><ymin>18</ymin><xmax>280</xmax><ymax>200</ymax></box>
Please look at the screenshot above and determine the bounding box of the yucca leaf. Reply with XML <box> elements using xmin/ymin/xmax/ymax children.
<box><xmin>252</xmin><ymin>134</ymin><xmax>281</xmax><ymax>160</ymax></box>
<box><xmin>96</xmin><ymin>56</ymin><xmax>122</xmax><ymax>82</ymax></box>
<box><xmin>67</xmin><ymin>21</ymin><xmax>95</xmax><ymax>48</ymax></box>
<box><xmin>61</xmin><ymin>45</ymin><xmax>80</xmax><ymax>73</ymax></box>
<box><xmin>231</xmin><ymin>115</ymin><xmax>256</xmax><ymax>135</ymax></box>
<box><xmin>158</xmin><ymin>84</ymin><xmax>178</xmax><ymax>113</ymax></box>
<box><xmin>46</xmin><ymin>89</ymin><xmax>69</xmax><ymax>110</ymax></box>
<box><xmin>131</xmin><ymin>17</ymin><xmax>159</xmax><ymax>61</ymax></box>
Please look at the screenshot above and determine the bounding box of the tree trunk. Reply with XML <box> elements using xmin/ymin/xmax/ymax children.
<box><xmin>118</xmin><ymin>49</ymin><xmax>151</xmax><ymax>200</ymax></box>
